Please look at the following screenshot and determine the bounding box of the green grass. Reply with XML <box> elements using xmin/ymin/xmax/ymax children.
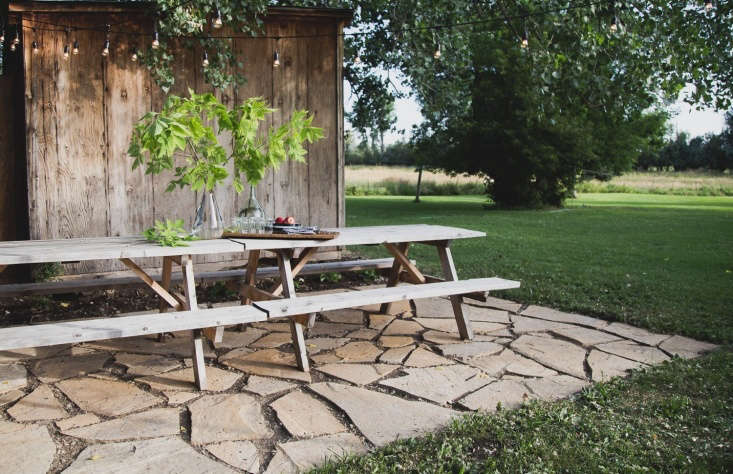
<box><xmin>346</xmin><ymin>193</ymin><xmax>733</xmax><ymax>344</ymax></box>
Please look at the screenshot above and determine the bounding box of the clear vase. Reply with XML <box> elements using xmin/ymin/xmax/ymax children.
<box><xmin>192</xmin><ymin>191</ymin><xmax>224</xmax><ymax>239</ymax></box>
<box><xmin>239</xmin><ymin>185</ymin><xmax>266</xmax><ymax>219</ymax></box>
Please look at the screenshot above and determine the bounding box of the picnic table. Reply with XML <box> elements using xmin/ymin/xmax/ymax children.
<box><xmin>0</xmin><ymin>224</ymin><xmax>520</xmax><ymax>390</ymax></box>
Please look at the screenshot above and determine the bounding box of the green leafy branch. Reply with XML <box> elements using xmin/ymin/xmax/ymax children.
<box><xmin>143</xmin><ymin>219</ymin><xmax>197</xmax><ymax>247</ymax></box>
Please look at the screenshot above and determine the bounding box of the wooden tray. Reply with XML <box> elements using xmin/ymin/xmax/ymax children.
<box><xmin>222</xmin><ymin>230</ymin><xmax>339</xmax><ymax>240</ymax></box>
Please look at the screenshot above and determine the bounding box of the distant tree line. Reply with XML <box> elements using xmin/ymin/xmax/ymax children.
<box><xmin>345</xmin><ymin>139</ymin><xmax>418</xmax><ymax>166</ymax></box>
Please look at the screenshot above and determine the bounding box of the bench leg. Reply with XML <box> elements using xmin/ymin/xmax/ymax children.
<box><xmin>157</xmin><ymin>256</ymin><xmax>173</xmax><ymax>342</ymax></box>
<box><xmin>181</xmin><ymin>254</ymin><xmax>208</xmax><ymax>390</ymax></box>
<box><xmin>277</xmin><ymin>250</ymin><xmax>310</xmax><ymax>372</ymax></box>
<box><xmin>238</xmin><ymin>250</ymin><xmax>261</xmax><ymax>332</ymax></box>
<box><xmin>380</xmin><ymin>242</ymin><xmax>409</xmax><ymax>314</ymax></box>
<box><xmin>436</xmin><ymin>243</ymin><xmax>473</xmax><ymax>340</ymax></box>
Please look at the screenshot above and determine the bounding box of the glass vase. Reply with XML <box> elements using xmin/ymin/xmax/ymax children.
<box><xmin>239</xmin><ymin>185</ymin><xmax>266</xmax><ymax>219</ymax></box>
<box><xmin>192</xmin><ymin>191</ymin><xmax>224</xmax><ymax>239</ymax></box>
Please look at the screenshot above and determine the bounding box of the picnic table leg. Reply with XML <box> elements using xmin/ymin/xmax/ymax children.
<box><xmin>181</xmin><ymin>254</ymin><xmax>207</xmax><ymax>390</ymax></box>
<box><xmin>157</xmin><ymin>256</ymin><xmax>174</xmax><ymax>342</ymax></box>
<box><xmin>277</xmin><ymin>250</ymin><xmax>309</xmax><ymax>372</ymax></box>
<box><xmin>380</xmin><ymin>242</ymin><xmax>409</xmax><ymax>314</ymax></box>
<box><xmin>237</xmin><ymin>249</ymin><xmax>261</xmax><ymax>332</ymax></box>
<box><xmin>436</xmin><ymin>242</ymin><xmax>473</xmax><ymax>340</ymax></box>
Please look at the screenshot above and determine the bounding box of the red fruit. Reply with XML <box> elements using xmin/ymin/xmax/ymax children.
<box><xmin>275</xmin><ymin>217</ymin><xmax>284</xmax><ymax>224</ymax></box>
<box><xmin>285</xmin><ymin>216</ymin><xmax>295</xmax><ymax>225</ymax></box>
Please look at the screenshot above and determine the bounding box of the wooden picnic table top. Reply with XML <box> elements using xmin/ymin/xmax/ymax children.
<box><xmin>0</xmin><ymin>225</ymin><xmax>485</xmax><ymax>265</ymax></box>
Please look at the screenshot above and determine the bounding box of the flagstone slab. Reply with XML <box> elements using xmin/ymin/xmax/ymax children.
<box><xmin>422</xmin><ymin>330</ymin><xmax>495</xmax><ymax>345</ymax></box>
<box><xmin>521</xmin><ymin>305</ymin><xmax>608</xmax><ymax>329</ymax></box>
<box><xmin>252</xmin><ymin>322</ymin><xmax>291</xmax><ymax>332</ymax></box>
<box><xmin>218</xmin><ymin>347</ymin><xmax>253</xmax><ymax>362</ymax></box>
<box><xmin>31</xmin><ymin>352</ymin><xmax>111</xmax><ymax>383</ymax></box>
<box><xmin>415</xmin><ymin>298</ymin><xmax>510</xmax><ymax>323</ymax></box>
<box><xmin>603</xmin><ymin>322</ymin><xmax>670</xmax><ymax>346</ymax></box>
<box><xmin>550</xmin><ymin>326</ymin><xmax>622</xmax><ymax>347</ymax></box>
<box><xmin>347</xmin><ymin>328</ymin><xmax>380</xmax><ymax>340</ymax></box>
<box><xmin>214</xmin><ymin>328</ymin><xmax>267</xmax><ymax>350</ymax></box>
<box><xmin>251</xmin><ymin>332</ymin><xmax>294</xmax><ymax>348</ymax></box>
<box><xmin>334</xmin><ymin>341</ymin><xmax>382</xmax><ymax>363</ymax></box>
<box><xmin>56</xmin><ymin>377</ymin><xmax>161</xmax><ymax>417</ymax></box>
<box><xmin>469</xmin><ymin>296</ymin><xmax>522</xmax><ymax>313</ymax></box>
<box><xmin>596</xmin><ymin>340</ymin><xmax>670</xmax><ymax>365</ymax></box>
<box><xmin>309</xmin><ymin>322</ymin><xmax>362</xmax><ymax>337</ymax></box>
<box><xmin>415</xmin><ymin>317</ymin><xmax>507</xmax><ymax>335</ymax></box>
<box><xmin>0</xmin><ymin>345</ymin><xmax>69</xmax><ymax>364</ymax></box>
<box><xmin>0</xmin><ymin>420</ymin><xmax>56</xmax><ymax>474</ymax></box>
<box><xmin>0</xmin><ymin>389</ymin><xmax>24</xmax><ymax>406</ymax></box>
<box><xmin>321</xmin><ymin>309</ymin><xmax>365</xmax><ymax>325</ymax></box>
<box><xmin>465</xmin><ymin>348</ymin><xmax>556</xmax><ymax>377</ymax></box>
<box><xmin>85</xmin><ymin>335</ymin><xmax>215</xmax><ymax>358</ymax></box>
<box><xmin>404</xmin><ymin>347</ymin><xmax>453</xmax><ymax>367</ymax></box>
<box><xmin>0</xmin><ymin>363</ymin><xmax>27</xmax><ymax>393</ymax></box>
<box><xmin>459</xmin><ymin>380</ymin><xmax>532</xmax><ymax>412</ymax></box>
<box><xmin>189</xmin><ymin>393</ymin><xmax>273</xmax><ymax>445</ymax></box>
<box><xmin>379</xmin><ymin>345</ymin><xmax>415</xmax><ymax>365</ymax></box>
<box><xmin>587</xmin><ymin>350</ymin><xmax>646</xmax><ymax>382</ymax></box>
<box><xmin>263</xmin><ymin>450</ymin><xmax>297</xmax><ymax>474</ymax></box>
<box><xmin>383</xmin><ymin>319</ymin><xmax>424</xmax><ymax>336</ymax></box>
<box><xmin>659</xmin><ymin>335</ymin><xmax>718</xmax><ymax>359</ymax></box>
<box><xmin>309</xmin><ymin>382</ymin><xmax>458</xmax><ymax>446</ymax></box>
<box><xmin>242</xmin><ymin>375</ymin><xmax>295</xmax><ymax>396</ymax></box>
<box><xmin>63</xmin><ymin>407</ymin><xmax>180</xmax><ymax>441</ymax></box>
<box><xmin>524</xmin><ymin>375</ymin><xmax>589</xmax><ymax>401</ymax></box>
<box><xmin>139</xmin><ymin>366</ymin><xmax>241</xmax><ymax>392</ymax></box>
<box><xmin>7</xmin><ymin>384</ymin><xmax>67</xmax><ymax>421</ymax></box>
<box><xmin>317</xmin><ymin>363</ymin><xmax>398</xmax><ymax>385</ymax></box>
<box><xmin>311</xmin><ymin>352</ymin><xmax>343</xmax><ymax>365</ymax></box>
<box><xmin>511</xmin><ymin>315</ymin><xmax>576</xmax><ymax>334</ymax></box>
<box><xmin>271</xmin><ymin>390</ymin><xmax>346</xmax><ymax>437</ymax></box>
<box><xmin>164</xmin><ymin>391</ymin><xmax>201</xmax><ymax>405</ymax></box>
<box><xmin>222</xmin><ymin>349</ymin><xmax>312</xmax><ymax>382</ymax></box>
<box><xmin>380</xmin><ymin>365</ymin><xmax>492</xmax><ymax>404</ymax></box>
<box><xmin>279</xmin><ymin>433</ymin><xmax>369</xmax><ymax>471</ymax></box>
<box><xmin>511</xmin><ymin>335</ymin><xmax>587</xmax><ymax>379</ymax></box>
<box><xmin>206</xmin><ymin>440</ymin><xmax>260</xmax><ymax>473</ymax></box>
<box><xmin>305</xmin><ymin>337</ymin><xmax>350</xmax><ymax>354</ymax></box>
<box><xmin>56</xmin><ymin>413</ymin><xmax>101</xmax><ymax>431</ymax></box>
<box><xmin>438</xmin><ymin>341</ymin><xmax>504</xmax><ymax>360</ymax></box>
<box><xmin>380</xmin><ymin>336</ymin><xmax>415</xmax><ymax>348</ymax></box>
<box><xmin>504</xmin><ymin>354</ymin><xmax>559</xmax><ymax>378</ymax></box>
<box><xmin>368</xmin><ymin>313</ymin><xmax>395</xmax><ymax>330</ymax></box>
<box><xmin>115</xmin><ymin>353</ymin><xmax>181</xmax><ymax>377</ymax></box>
<box><xmin>64</xmin><ymin>437</ymin><xmax>237</xmax><ymax>474</ymax></box>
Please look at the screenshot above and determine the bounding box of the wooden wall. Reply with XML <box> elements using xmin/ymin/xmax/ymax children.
<box><xmin>11</xmin><ymin>7</ymin><xmax>346</xmax><ymax>274</ymax></box>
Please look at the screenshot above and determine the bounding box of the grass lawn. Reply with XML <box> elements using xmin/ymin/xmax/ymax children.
<box><xmin>316</xmin><ymin>193</ymin><xmax>733</xmax><ymax>473</ymax></box>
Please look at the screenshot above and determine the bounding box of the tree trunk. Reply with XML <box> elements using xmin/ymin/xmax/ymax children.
<box><xmin>414</xmin><ymin>166</ymin><xmax>423</xmax><ymax>203</ymax></box>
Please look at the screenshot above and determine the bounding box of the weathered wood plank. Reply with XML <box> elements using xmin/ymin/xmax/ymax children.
<box><xmin>437</xmin><ymin>243</ymin><xmax>473</xmax><ymax>340</ymax></box>
<box><xmin>384</xmin><ymin>242</ymin><xmax>426</xmax><ymax>284</ymax></box>
<box><xmin>119</xmin><ymin>258</ymin><xmax>181</xmax><ymax>310</ymax></box>
<box><xmin>270</xmin><ymin>246</ymin><xmax>317</xmax><ymax>296</ymax></box>
<box><xmin>0</xmin><ymin>277</ymin><xmax>520</xmax><ymax>351</ymax></box>
<box><xmin>381</xmin><ymin>242</ymin><xmax>409</xmax><ymax>314</ymax></box>
<box><xmin>277</xmin><ymin>249</ymin><xmax>307</xmax><ymax>371</ymax></box>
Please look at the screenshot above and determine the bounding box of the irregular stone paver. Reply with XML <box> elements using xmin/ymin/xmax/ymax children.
<box><xmin>310</xmin><ymin>382</ymin><xmax>458</xmax><ymax>446</ymax></box>
<box><xmin>252</xmin><ymin>322</ymin><xmax>291</xmax><ymax>332</ymax></box>
<box><xmin>214</xmin><ymin>328</ymin><xmax>267</xmax><ymax>350</ymax></box>
<box><xmin>85</xmin><ymin>334</ymin><xmax>215</xmax><ymax>358</ymax></box>
<box><xmin>63</xmin><ymin>407</ymin><xmax>180</xmax><ymax>441</ymax></box>
<box><xmin>218</xmin><ymin>347</ymin><xmax>253</xmax><ymax>362</ymax></box>
<box><xmin>311</xmin><ymin>352</ymin><xmax>343</xmax><ymax>365</ymax></box>
<box><xmin>511</xmin><ymin>315</ymin><xmax>576</xmax><ymax>334</ymax></box>
<box><xmin>222</xmin><ymin>349</ymin><xmax>312</xmax><ymax>382</ymax></box>
<box><xmin>305</xmin><ymin>337</ymin><xmax>350</xmax><ymax>354</ymax></box>
<box><xmin>471</xmin><ymin>296</ymin><xmax>522</xmax><ymax>313</ymax></box>
<box><xmin>511</xmin><ymin>335</ymin><xmax>587</xmax><ymax>379</ymax></box>
<box><xmin>524</xmin><ymin>375</ymin><xmax>589</xmax><ymax>401</ymax></box>
<box><xmin>587</xmin><ymin>350</ymin><xmax>646</xmax><ymax>382</ymax></box>
<box><xmin>383</xmin><ymin>319</ymin><xmax>424</xmax><ymax>336</ymax></box>
<box><xmin>55</xmin><ymin>413</ymin><xmax>100</xmax><ymax>431</ymax></box>
<box><xmin>206</xmin><ymin>440</ymin><xmax>260</xmax><ymax>473</ymax></box>
<box><xmin>439</xmin><ymin>341</ymin><xmax>503</xmax><ymax>360</ymax></box>
<box><xmin>379</xmin><ymin>345</ymin><xmax>415</xmax><ymax>365</ymax></box>
<box><xmin>0</xmin><ymin>345</ymin><xmax>69</xmax><ymax>364</ymax></box>
<box><xmin>280</xmin><ymin>433</ymin><xmax>369</xmax><ymax>471</ymax></box>
<box><xmin>164</xmin><ymin>391</ymin><xmax>201</xmax><ymax>405</ymax></box>
<box><xmin>30</xmin><ymin>352</ymin><xmax>110</xmax><ymax>383</ymax></box>
<box><xmin>596</xmin><ymin>340</ymin><xmax>670</xmax><ymax>365</ymax></box>
<box><xmin>603</xmin><ymin>322</ymin><xmax>670</xmax><ymax>346</ymax></box>
<box><xmin>271</xmin><ymin>390</ymin><xmax>346</xmax><ymax>437</ymax></box>
<box><xmin>459</xmin><ymin>380</ymin><xmax>532</xmax><ymax>411</ymax></box>
<box><xmin>404</xmin><ymin>347</ymin><xmax>454</xmax><ymax>367</ymax></box>
<box><xmin>189</xmin><ymin>393</ymin><xmax>273</xmax><ymax>445</ymax></box>
<box><xmin>466</xmin><ymin>348</ymin><xmax>557</xmax><ymax>377</ymax></box>
<box><xmin>64</xmin><ymin>437</ymin><xmax>237</xmax><ymax>473</ymax></box>
<box><xmin>521</xmin><ymin>305</ymin><xmax>609</xmax><ymax>329</ymax></box>
<box><xmin>381</xmin><ymin>365</ymin><xmax>493</xmax><ymax>404</ymax></box>
<box><xmin>368</xmin><ymin>313</ymin><xmax>395</xmax><ymax>330</ymax></box>
<box><xmin>415</xmin><ymin>298</ymin><xmax>510</xmax><ymax>323</ymax></box>
<box><xmin>422</xmin><ymin>330</ymin><xmax>495</xmax><ymax>345</ymax></box>
<box><xmin>659</xmin><ymin>335</ymin><xmax>719</xmax><ymax>359</ymax></box>
<box><xmin>263</xmin><ymin>450</ymin><xmax>297</xmax><ymax>474</ymax></box>
<box><xmin>56</xmin><ymin>377</ymin><xmax>161</xmax><ymax>417</ymax></box>
<box><xmin>0</xmin><ymin>389</ymin><xmax>24</xmax><ymax>406</ymax></box>
<box><xmin>0</xmin><ymin>420</ymin><xmax>56</xmax><ymax>473</ymax></box>
<box><xmin>317</xmin><ymin>363</ymin><xmax>398</xmax><ymax>385</ymax></box>
<box><xmin>251</xmin><ymin>332</ymin><xmax>294</xmax><ymax>349</ymax></box>
<box><xmin>550</xmin><ymin>326</ymin><xmax>622</xmax><ymax>347</ymax></box>
<box><xmin>415</xmin><ymin>317</ymin><xmax>507</xmax><ymax>335</ymax></box>
<box><xmin>0</xmin><ymin>363</ymin><xmax>27</xmax><ymax>393</ymax></box>
<box><xmin>321</xmin><ymin>309</ymin><xmax>364</xmax><ymax>325</ymax></box>
<box><xmin>334</xmin><ymin>341</ymin><xmax>382</xmax><ymax>363</ymax></box>
<box><xmin>7</xmin><ymin>384</ymin><xmax>67</xmax><ymax>421</ymax></box>
<box><xmin>379</xmin><ymin>336</ymin><xmax>415</xmax><ymax>348</ymax></box>
<box><xmin>347</xmin><ymin>328</ymin><xmax>380</xmax><ymax>340</ymax></box>
<box><xmin>115</xmin><ymin>353</ymin><xmax>181</xmax><ymax>377</ymax></box>
<box><xmin>243</xmin><ymin>375</ymin><xmax>295</xmax><ymax>396</ymax></box>
<box><xmin>139</xmin><ymin>366</ymin><xmax>241</xmax><ymax>392</ymax></box>
<box><xmin>309</xmin><ymin>322</ymin><xmax>362</xmax><ymax>337</ymax></box>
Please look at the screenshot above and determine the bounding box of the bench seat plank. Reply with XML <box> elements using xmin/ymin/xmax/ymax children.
<box><xmin>0</xmin><ymin>277</ymin><xmax>519</xmax><ymax>351</ymax></box>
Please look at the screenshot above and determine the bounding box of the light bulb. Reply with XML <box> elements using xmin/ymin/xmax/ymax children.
<box><xmin>32</xmin><ymin>41</ymin><xmax>39</xmax><ymax>54</ymax></box>
<box><xmin>102</xmin><ymin>39</ymin><xmax>110</xmax><ymax>57</ymax></box>
<box><xmin>521</xmin><ymin>36</ymin><xmax>528</xmax><ymax>48</ymax></box>
<box><xmin>610</xmin><ymin>17</ymin><xmax>618</xmax><ymax>33</ymax></box>
<box><xmin>213</xmin><ymin>8</ymin><xmax>223</xmax><ymax>29</ymax></box>
<box><xmin>10</xmin><ymin>43</ymin><xmax>16</xmax><ymax>52</ymax></box>
<box><xmin>433</xmin><ymin>44</ymin><xmax>441</xmax><ymax>59</ymax></box>
<box><xmin>202</xmin><ymin>51</ymin><xmax>209</xmax><ymax>67</ymax></box>
<box><xmin>273</xmin><ymin>50</ymin><xmax>280</xmax><ymax>67</ymax></box>
<box><xmin>63</xmin><ymin>44</ymin><xmax>70</xmax><ymax>60</ymax></box>
<box><xmin>13</xmin><ymin>31</ymin><xmax>20</xmax><ymax>46</ymax></box>
<box><xmin>131</xmin><ymin>47</ymin><xmax>138</xmax><ymax>62</ymax></box>
<box><xmin>705</xmin><ymin>1</ymin><xmax>713</xmax><ymax>12</ymax></box>
<box><xmin>72</xmin><ymin>39</ymin><xmax>79</xmax><ymax>55</ymax></box>
<box><xmin>152</xmin><ymin>30</ymin><xmax>160</xmax><ymax>49</ymax></box>
<box><xmin>354</xmin><ymin>55</ymin><xmax>361</xmax><ymax>64</ymax></box>
<box><xmin>0</xmin><ymin>29</ymin><xmax>4</xmax><ymax>43</ymax></box>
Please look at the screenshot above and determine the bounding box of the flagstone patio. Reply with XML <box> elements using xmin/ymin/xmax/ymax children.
<box><xmin>0</xmin><ymin>289</ymin><xmax>718</xmax><ymax>473</ymax></box>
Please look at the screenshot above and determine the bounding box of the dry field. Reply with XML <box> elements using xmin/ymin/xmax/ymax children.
<box><xmin>600</xmin><ymin>171</ymin><xmax>733</xmax><ymax>190</ymax></box>
<box><xmin>345</xmin><ymin>165</ymin><xmax>483</xmax><ymax>186</ymax></box>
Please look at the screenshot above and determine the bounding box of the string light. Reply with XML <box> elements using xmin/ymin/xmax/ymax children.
<box><xmin>354</xmin><ymin>54</ymin><xmax>361</xmax><ymax>64</ymax></box>
<box><xmin>273</xmin><ymin>38</ymin><xmax>280</xmax><ymax>67</ymax></box>
<box><xmin>63</xmin><ymin>44</ymin><xmax>70</xmax><ymax>60</ymax></box>
<box><xmin>433</xmin><ymin>43</ymin><xmax>441</xmax><ymax>59</ymax></box>
<box><xmin>609</xmin><ymin>15</ymin><xmax>618</xmax><ymax>32</ymax></box>
<box><xmin>152</xmin><ymin>28</ymin><xmax>160</xmax><ymax>49</ymax></box>
<box><xmin>131</xmin><ymin>46</ymin><xmax>138</xmax><ymax>62</ymax></box>
<box><xmin>0</xmin><ymin>26</ymin><xmax>4</xmax><ymax>43</ymax></box>
<box><xmin>213</xmin><ymin>8</ymin><xmax>223</xmax><ymax>29</ymax></box>
<box><xmin>102</xmin><ymin>24</ymin><xmax>110</xmax><ymax>57</ymax></box>
<box><xmin>32</xmin><ymin>40</ymin><xmax>39</xmax><ymax>54</ymax></box>
<box><xmin>704</xmin><ymin>1</ymin><xmax>714</xmax><ymax>12</ymax></box>
<box><xmin>73</xmin><ymin>39</ymin><xmax>79</xmax><ymax>55</ymax></box>
<box><xmin>521</xmin><ymin>27</ymin><xmax>529</xmax><ymax>48</ymax></box>
<box><xmin>202</xmin><ymin>50</ymin><xmax>209</xmax><ymax>67</ymax></box>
